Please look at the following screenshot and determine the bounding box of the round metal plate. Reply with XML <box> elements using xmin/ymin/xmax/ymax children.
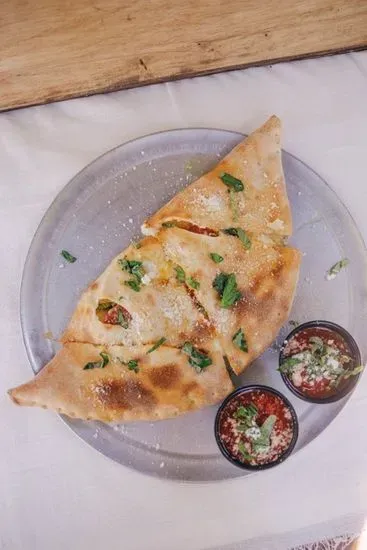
<box><xmin>21</xmin><ymin>129</ymin><xmax>367</xmax><ymax>481</ymax></box>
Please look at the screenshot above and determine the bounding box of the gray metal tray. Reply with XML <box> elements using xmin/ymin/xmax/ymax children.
<box><xmin>21</xmin><ymin>129</ymin><xmax>367</xmax><ymax>481</ymax></box>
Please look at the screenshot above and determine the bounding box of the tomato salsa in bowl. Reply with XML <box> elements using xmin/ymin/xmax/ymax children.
<box><xmin>215</xmin><ymin>385</ymin><xmax>298</xmax><ymax>470</ymax></box>
<box><xmin>279</xmin><ymin>321</ymin><xmax>363</xmax><ymax>404</ymax></box>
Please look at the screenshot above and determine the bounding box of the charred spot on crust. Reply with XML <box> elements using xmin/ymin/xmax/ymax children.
<box><xmin>183</xmin><ymin>381</ymin><xmax>201</xmax><ymax>397</ymax></box>
<box><xmin>89</xmin><ymin>281</ymin><xmax>99</xmax><ymax>290</ymax></box>
<box><xmin>148</xmin><ymin>364</ymin><xmax>181</xmax><ymax>389</ymax></box>
<box><xmin>92</xmin><ymin>379</ymin><xmax>156</xmax><ymax>411</ymax></box>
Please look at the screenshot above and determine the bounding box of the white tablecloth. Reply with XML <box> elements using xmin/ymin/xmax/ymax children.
<box><xmin>1</xmin><ymin>52</ymin><xmax>367</xmax><ymax>550</ymax></box>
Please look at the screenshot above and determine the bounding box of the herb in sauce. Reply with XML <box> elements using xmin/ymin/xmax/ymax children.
<box><xmin>209</xmin><ymin>253</ymin><xmax>224</xmax><ymax>264</ymax></box>
<box><xmin>238</xmin><ymin>441</ymin><xmax>253</xmax><ymax>461</ymax></box>
<box><xmin>83</xmin><ymin>352</ymin><xmax>109</xmax><ymax>370</ymax></box>
<box><xmin>182</xmin><ymin>342</ymin><xmax>212</xmax><ymax>371</ymax></box>
<box><xmin>222</xmin><ymin>227</ymin><xmax>251</xmax><ymax>250</ymax></box>
<box><xmin>219</xmin><ymin>172</ymin><xmax>244</xmax><ymax>192</ymax></box>
<box><xmin>213</xmin><ymin>272</ymin><xmax>241</xmax><ymax>308</ymax></box>
<box><xmin>61</xmin><ymin>250</ymin><xmax>77</xmax><ymax>263</ymax></box>
<box><xmin>147</xmin><ymin>337</ymin><xmax>166</xmax><ymax>354</ymax></box>
<box><xmin>96</xmin><ymin>301</ymin><xmax>131</xmax><ymax>328</ymax></box>
<box><xmin>281</xmin><ymin>327</ymin><xmax>360</xmax><ymax>398</ymax></box>
<box><xmin>326</xmin><ymin>258</ymin><xmax>349</xmax><ymax>280</ymax></box>
<box><xmin>232</xmin><ymin>328</ymin><xmax>248</xmax><ymax>352</ymax></box>
<box><xmin>117</xmin><ymin>308</ymin><xmax>130</xmax><ymax>328</ymax></box>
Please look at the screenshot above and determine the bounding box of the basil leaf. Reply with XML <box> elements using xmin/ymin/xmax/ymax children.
<box><xmin>234</xmin><ymin>404</ymin><xmax>257</xmax><ymax>421</ymax></box>
<box><xmin>278</xmin><ymin>356</ymin><xmax>302</xmax><ymax>374</ymax></box>
<box><xmin>83</xmin><ymin>351</ymin><xmax>109</xmax><ymax>370</ymax></box>
<box><xmin>212</xmin><ymin>272</ymin><xmax>228</xmax><ymax>295</ymax></box>
<box><xmin>124</xmin><ymin>279</ymin><xmax>141</xmax><ymax>292</ymax></box>
<box><xmin>187</xmin><ymin>276</ymin><xmax>200</xmax><ymax>290</ymax></box>
<box><xmin>174</xmin><ymin>265</ymin><xmax>186</xmax><ymax>283</ymax></box>
<box><xmin>127</xmin><ymin>360</ymin><xmax>139</xmax><ymax>373</ymax></box>
<box><xmin>220</xmin><ymin>273</ymin><xmax>241</xmax><ymax>308</ymax></box>
<box><xmin>219</xmin><ymin>172</ymin><xmax>244</xmax><ymax>192</ymax></box>
<box><xmin>61</xmin><ymin>250</ymin><xmax>77</xmax><ymax>263</ymax></box>
<box><xmin>253</xmin><ymin>415</ymin><xmax>277</xmax><ymax>453</ymax></box>
<box><xmin>147</xmin><ymin>337</ymin><xmax>166</xmax><ymax>354</ymax></box>
<box><xmin>327</xmin><ymin>258</ymin><xmax>349</xmax><ymax>279</ymax></box>
<box><xmin>117</xmin><ymin>308</ymin><xmax>130</xmax><ymax>329</ymax></box>
<box><xmin>232</xmin><ymin>328</ymin><xmax>248</xmax><ymax>352</ymax></box>
<box><xmin>162</xmin><ymin>221</ymin><xmax>177</xmax><ymax>228</ymax></box>
<box><xmin>182</xmin><ymin>342</ymin><xmax>212</xmax><ymax>371</ymax></box>
<box><xmin>223</xmin><ymin>227</ymin><xmax>251</xmax><ymax>250</ymax></box>
<box><xmin>118</xmin><ymin>258</ymin><xmax>144</xmax><ymax>281</ymax></box>
<box><xmin>209</xmin><ymin>253</ymin><xmax>224</xmax><ymax>264</ymax></box>
<box><xmin>96</xmin><ymin>299</ymin><xmax>114</xmax><ymax>312</ymax></box>
<box><xmin>238</xmin><ymin>441</ymin><xmax>253</xmax><ymax>461</ymax></box>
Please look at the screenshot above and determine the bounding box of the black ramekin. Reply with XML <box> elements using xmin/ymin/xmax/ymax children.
<box><xmin>214</xmin><ymin>385</ymin><xmax>299</xmax><ymax>471</ymax></box>
<box><xmin>279</xmin><ymin>320</ymin><xmax>362</xmax><ymax>404</ymax></box>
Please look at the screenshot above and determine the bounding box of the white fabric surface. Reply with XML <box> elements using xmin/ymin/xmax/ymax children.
<box><xmin>1</xmin><ymin>51</ymin><xmax>367</xmax><ymax>550</ymax></box>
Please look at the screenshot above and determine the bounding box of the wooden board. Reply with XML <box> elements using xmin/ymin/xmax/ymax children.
<box><xmin>1</xmin><ymin>0</ymin><xmax>366</xmax><ymax>112</ymax></box>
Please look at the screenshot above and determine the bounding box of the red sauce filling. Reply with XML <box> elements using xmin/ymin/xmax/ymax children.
<box><xmin>282</xmin><ymin>327</ymin><xmax>355</xmax><ymax>399</ymax></box>
<box><xmin>100</xmin><ymin>304</ymin><xmax>132</xmax><ymax>326</ymax></box>
<box><xmin>218</xmin><ymin>390</ymin><xmax>295</xmax><ymax>466</ymax></box>
<box><xmin>165</xmin><ymin>220</ymin><xmax>219</xmax><ymax>237</ymax></box>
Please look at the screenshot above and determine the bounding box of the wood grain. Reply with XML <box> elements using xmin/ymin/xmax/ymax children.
<box><xmin>0</xmin><ymin>0</ymin><xmax>366</xmax><ymax>111</ymax></box>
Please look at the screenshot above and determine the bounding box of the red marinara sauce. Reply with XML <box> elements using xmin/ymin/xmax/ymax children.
<box><xmin>217</xmin><ymin>389</ymin><xmax>296</xmax><ymax>467</ymax></box>
<box><xmin>281</xmin><ymin>326</ymin><xmax>356</xmax><ymax>400</ymax></box>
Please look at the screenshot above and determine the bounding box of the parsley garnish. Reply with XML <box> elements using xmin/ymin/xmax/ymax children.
<box><xmin>174</xmin><ymin>265</ymin><xmax>186</xmax><ymax>283</ymax></box>
<box><xmin>209</xmin><ymin>253</ymin><xmax>224</xmax><ymax>264</ymax></box>
<box><xmin>232</xmin><ymin>328</ymin><xmax>248</xmax><ymax>352</ymax></box>
<box><xmin>219</xmin><ymin>172</ymin><xmax>244</xmax><ymax>192</ymax></box>
<box><xmin>252</xmin><ymin>415</ymin><xmax>277</xmax><ymax>453</ymax></box>
<box><xmin>119</xmin><ymin>257</ymin><xmax>145</xmax><ymax>291</ymax></box>
<box><xmin>124</xmin><ymin>279</ymin><xmax>141</xmax><ymax>292</ymax></box>
<box><xmin>238</xmin><ymin>441</ymin><xmax>253</xmax><ymax>461</ymax></box>
<box><xmin>187</xmin><ymin>276</ymin><xmax>200</xmax><ymax>290</ymax></box>
<box><xmin>326</xmin><ymin>258</ymin><xmax>349</xmax><ymax>280</ymax></box>
<box><xmin>222</xmin><ymin>227</ymin><xmax>251</xmax><ymax>250</ymax></box>
<box><xmin>117</xmin><ymin>308</ymin><xmax>130</xmax><ymax>328</ymax></box>
<box><xmin>61</xmin><ymin>250</ymin><xmax>77</xmax><ymax>263</ymax></box>
<box><xmin>117</xmin><ymin>357</ymin><xmax>139</xmax><ymax>373</ymax></box>
<box><xmin>182</xmin><ymin>342</ymin><xmax>212</xmax><ymax>371</ymax></box>
<box><xmin>278</xmin><ymin>357</ymin><xmax>302</xmax><ymax>374</ymax></box>
<box><xmin>174</xmin><ymin>265</ymin><xmax>200</xmax><ymax>289</ymax></box>
<box><xmin>234</xmin><ymin>404</ymin><xmax>258</xmax><ymax>423</ymax></box>
<box><xmin>147</xmin><ymin>337</ymin><xmax>166</xmax><ymax>354</ymax></box>
<box><xmin>96</xmin><ymin>299</ymin><xmax>114</xmax><ymax>312</ymax></box>
<box><xmin>213</xmin><ymin>272</ymin><xmax>241</xmax><ymax>308</ymax></box>
<box><xmin>83</xmin><ymin>352</ymin><xmax>109</xmax><ymax>370</ymax></box>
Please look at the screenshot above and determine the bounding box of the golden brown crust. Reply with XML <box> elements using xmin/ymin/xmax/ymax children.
<box><xmin>143</xmin><ymin>116</ymin><xmax>292</xmax><ymax>236</ymax></box>
<box><xmin>8</xmin><ymin>343</ymin><xmax>233</xmax><ymax>422</ymax></box>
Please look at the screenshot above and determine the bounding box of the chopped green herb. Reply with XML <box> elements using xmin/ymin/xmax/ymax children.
<box><xmin>187</xmin><ymin>276</ymin><xmax>200</xmax><ymax>290</ymax></box>
<box><xmin>326</xmin><ymin>258</ymin><xmax>349</xmax><ymax>280</ymax></box>
<box><xmin>147</xmin><ymin>337</ymin><xmax>166</xmax><ymax>354</ymax></box>
<box><xmin>232</xmin><ymin>328</ymin><xmax>248</xmax><ymax>352</ymax></box>
<box><xmin>127</xmin><ymin>360</ymin><xmax>139</xmax><ymax>373</ymax></box>
<box><xmin>117</xmin><ymin>308</ymin><xmax>130</xmax><ymax>329</ymax></box>
<box><xmin>278</xmin><ymin>356</ymin><xmax>302</xmax><ymax>374</ymax></box>
<box><xmin>124</xmin><ymin>279</ymin><xmax>141</xmax><ymax>292</ymax></box>
<box><xmin>253</xmin><ymin>415</ymin><xmax>276</xmax><ymax>453</ymax></box>
<box><xmin>162</xmin><ymin>221</ymin><xmax>177</xmax><ymax>228</ymax></box>
<box><xmin>213</xmin><ymin>272</ymin><xmax>241</xmax><ymax>308</ymax></box>
<box><xmin>340</xmin><ymin>365</ymin><xmax>364</xmax><ymax>380</ymax></box>
<box><xmin>223</xmin><ymin>227</ymin><xmax>251</xmax><ymax>250</ymax></box>
<box><xmin>238</xmin><ymin>441</ymin><xmax>253</xmax><ymax>461</ymax></box>
<box><xmin>219</xmin><ymin>172</ymin><xmax>244</xmax><ymax>192</ymax></box>
<box><xmin>96</xmin><ymin>299</ymin><xmax>114</xmax><ymax>312</ymax></box>
<box><xmin>182</xmin><ymin>342</ymin><xmax>212</xmax><ymax>371</ymax></box>
<box><xmin>83</xmin><ymin>351</ymin><xmax>109</xmax><ymax>370</ymax></box>
<box><xmin>209</xmin><ymin>253</ymin><xmax>224</xmax><ymax>264</ymax></box>
<box><xmin>234</xmin><ymin>404</ymin><xmax>258</xmax><ymax>422</ymax></box>
<box><xmin>61</xmin><ymin>250</ymin><xmax>77</xmax><ymax>263</ymax></box>
<box><xmin>174</xmin><ymin>265</ymin><xmax>186</xmax><ymax>283</ymax></box>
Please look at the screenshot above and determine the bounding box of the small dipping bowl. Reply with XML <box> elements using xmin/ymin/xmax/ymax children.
<box><xmin>215</xmin><ymin>385</ymin><xmax>299</xmax><ymax>471</ymax></box>
<box><xmin>279</xmin><ymin>320</ymin><xmax>362</xmax><ymax>404</ymax></box>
